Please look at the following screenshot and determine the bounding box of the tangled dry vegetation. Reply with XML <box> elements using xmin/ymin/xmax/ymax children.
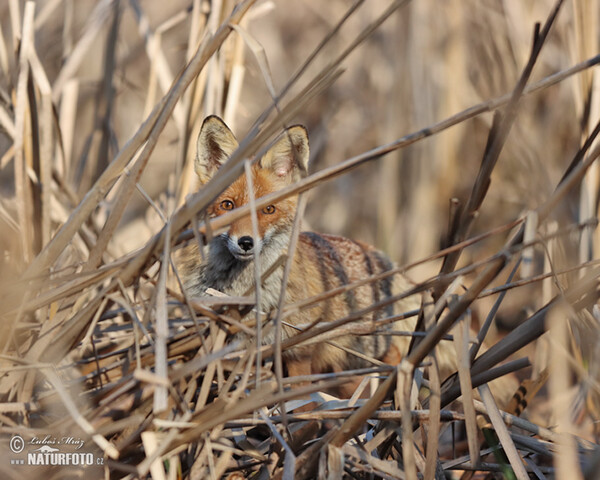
<box><xmin>0</xmin><ymin>0</ymin><xmax>599</xmax><ymax>478</ymax></box>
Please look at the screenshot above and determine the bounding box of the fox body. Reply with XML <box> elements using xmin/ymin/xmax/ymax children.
<box><xmin>179</xmin><ymin>116</ymin><xmax>422</xmax><ymax>387</ymax></box>
<box><xmin>178</xmin><ymin>116</ymin><xmax>518</xmax><ymax>404</ymax></box>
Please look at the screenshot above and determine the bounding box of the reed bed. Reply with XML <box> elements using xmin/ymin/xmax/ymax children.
<box><xmin>0</xmin><ymin>0</ymin><xmax>599</xmax><ymax>478</ymax></box>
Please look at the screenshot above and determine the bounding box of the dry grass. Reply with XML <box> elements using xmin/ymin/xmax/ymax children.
<box><xmin>0</xmin><ymin>0</ymin><xmax>599</xmax><ymax>478</ymax></box>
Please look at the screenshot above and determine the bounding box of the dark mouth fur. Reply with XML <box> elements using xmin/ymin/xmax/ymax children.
<box><xmin>232</xmin><ymin>251</ymin><xmax>254</xmax><ymax>261</ymax></box>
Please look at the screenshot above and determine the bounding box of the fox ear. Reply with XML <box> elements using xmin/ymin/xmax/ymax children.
<box><xmin>260</xmin><ymin>125</ymin><xmax>309</xmax><ymax>183</ymax></box>
<box><xmin>195</xmin><ymin>116</ymin><xmax>239</xmax><ymax>184</ymax></box>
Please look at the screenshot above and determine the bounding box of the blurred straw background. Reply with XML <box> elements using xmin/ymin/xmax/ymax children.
<box><xmin>0</xmin><ymin>0</ymin><xmax>599</xmax><ymax>478</ymax></box>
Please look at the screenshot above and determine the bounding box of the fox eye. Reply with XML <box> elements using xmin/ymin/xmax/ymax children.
<box><xmin>220</xmin><ymin>200</ymin><xmax>235</xmax><ymax>210</ymax></box>
<box><xmin>262</xmin><ymin>205</ymin><xmax>276</xmax><ymax>215</ymax></box>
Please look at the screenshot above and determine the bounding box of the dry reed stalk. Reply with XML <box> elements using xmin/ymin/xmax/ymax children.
<box><xmin>8</xmin><ymin>0</ymin><xmax>21</xmax><ymax>45</ymax></box>
<box><xmin>422</xmin><ymin>354</ymin><xmax>442</xmax><ymax>480</ymax></box>
<box><xmin>152</xmin><ymin>219</ymin><xmax>170</xmax><ymax>414</ymax></box>
<box><xmin>56</xmin><ymin>78</ymin><xmax>78</xmax><ymax>180</ymax></box>
<box><xmin>0</xmin><ymin>22</ymin><xmax>9</xmax><ymax>78</ymax></box>
<box><xmin>472</xmin><ymin>258</ymin><xmax>521</xmax><ymax>362</ymax></box>
<box><xmin>398</xmin><ymin>361</ymin><xmax>417</xmax><ymax>480</ymax></box>
<box><xmin>572</xmin><ymin>0</ymin><xmax>600</xmax><ymax>271</ymax></box>
<box><xmin>241</xmin><ymin>159</ymin><xmax>265</xmax><ymax>386</ymax></box>
<box><xmin>175</xmin><ymin>1</ymin><xmax>208</xmax><ymax>207</ymax></box>
<box><xmin>130</xmin><ymin>0</ymin><xmax>185</xmax><ymax>130</ymax></box>
<box><xmin>51</xmin><ymin>0</ymin><xmax>113</xmax><ymax>103</ymax></box>
<box><xmin>222</xmin><ymin>14</ymin><xmax>248</xmax><ymax>130</ymax></box>
<box><xmin>28</xmin><ymin>48</ymin><xmax>53</xmax><ymax>247</ymax></box>
<box><xmin>479</xmin><ymin>255</ymin><xmax>599</xmax><ymax>299</ymax></box>
<box><xmin>451</xmin><ymin>313</ymin><xmax>480</xmax><ymax>466</ymax></box>
<box><xmin>13</xmin><ymin>2</ymin><xmax>35</xmax><ymax>264</ymax></box>
<box><xmin>478</xmin><ymin>384</ymin><xmax>529</xmax><ymax>480</ymax></box>
<box><xmin>547</xmin><ymin>303</ymin><xmax>585</xmax><ymax>480</ymax></box>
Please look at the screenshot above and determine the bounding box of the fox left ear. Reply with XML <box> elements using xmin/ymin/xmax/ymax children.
<box><xmin>260</xmin><ymin>125</ymin><xmax>309</xmax><ymax>183</ymax></box>
<box><xmin>195</xmin><ymin>115</ymin><xmax>239</xmax><ymax>184</ymax></box>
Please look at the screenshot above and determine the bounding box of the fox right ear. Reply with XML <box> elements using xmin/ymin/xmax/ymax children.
<box><xmin>260</xmin><ymin>125</ymin><xmax>309</xmax><ymax>184</ymax></box>
<box><xmin>195</xmin><ymin>116</ymin><xmax>239</xmax><ymax>184</ymax></box>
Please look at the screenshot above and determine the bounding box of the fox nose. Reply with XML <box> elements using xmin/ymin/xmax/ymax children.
<box><xmin>238</xmin><ymin>236</ymin><xmax>254</xmax><ymax>252</ymax></box>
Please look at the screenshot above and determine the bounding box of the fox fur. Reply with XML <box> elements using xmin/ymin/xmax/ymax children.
<box><xmin>179</xmin><ymin>116</ymin><xmax>514</xmax><ymax>401</ymax></box>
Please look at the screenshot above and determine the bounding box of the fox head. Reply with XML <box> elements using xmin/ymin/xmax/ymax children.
<box><xmin>195</xmin><ymin>116</ymin><xmax>309</xmax><ymax>262</ymax></box>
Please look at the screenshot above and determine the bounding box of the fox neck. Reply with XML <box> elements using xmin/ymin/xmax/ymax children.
<box><xmin>197</xmin><ymin>231</ymin><xmax>290</xmax><ymax>309</ymax></box>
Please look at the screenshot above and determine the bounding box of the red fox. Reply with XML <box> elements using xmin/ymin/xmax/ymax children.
<box><xmin>178</xmin><ymin>116</ymin><xmax>424</xmax><ymax>397</ymax></box>
<box><xmin>179</xmin><ymin>116</ymin><xmax>515</xmax><ymax>401</ymax></box>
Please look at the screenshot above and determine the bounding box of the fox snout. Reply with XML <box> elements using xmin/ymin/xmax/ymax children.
<box><xmin>223</xmin><ymin>233</ymin><xmax>261</xmax><ymax>260</ymax></box>
<box><xmin>237</xmin><ymin>236</ymin><xmax>254</xmax><ymax>252</ymax></box>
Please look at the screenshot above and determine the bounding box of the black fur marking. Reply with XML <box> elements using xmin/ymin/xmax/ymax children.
<box><xmin>351</xmin><ymin>241</ymin><xmax>386</xmax><ymax>359</ymax></box>
<box><xmin>371</xmin><ymin>251</ymin><xmax>395</xmax><ymax>319</ymax></box>
<box><xmin>515</xmin><ymin>399</ymin><xmax>527</xmax><ymax>416</ymax></box>
<box><xmin>351</xmin><ymin>241</ymin><xmax>379</xmax><ymax>319</ymax></box>
<box><xmin>303</xmin><ymin>232</ymin><xmax>357</xmax><ymax>311</ymax></box>
<box><xmin>303</xmin><ymin>232</ymin><xmax>331</xmax><ymax>290</ymax></box>
<box><xmin>200</xmin><ymin>235</ymin><xmax>250</xmax><ymax>291</ymax></box>
<box><xmin>372</xmin><ymin>251</ymin><xmax>396</xmax><ymax>360</ymax></box>
<box><xmin>512</xmin><ymin>385</ymin><xmax>529</xmax><ymax>416</ymax></box>
<box><xmin>346</xmin><ymin>336</ymin><xmax>373</xmax><ymax>370</ymax></box>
